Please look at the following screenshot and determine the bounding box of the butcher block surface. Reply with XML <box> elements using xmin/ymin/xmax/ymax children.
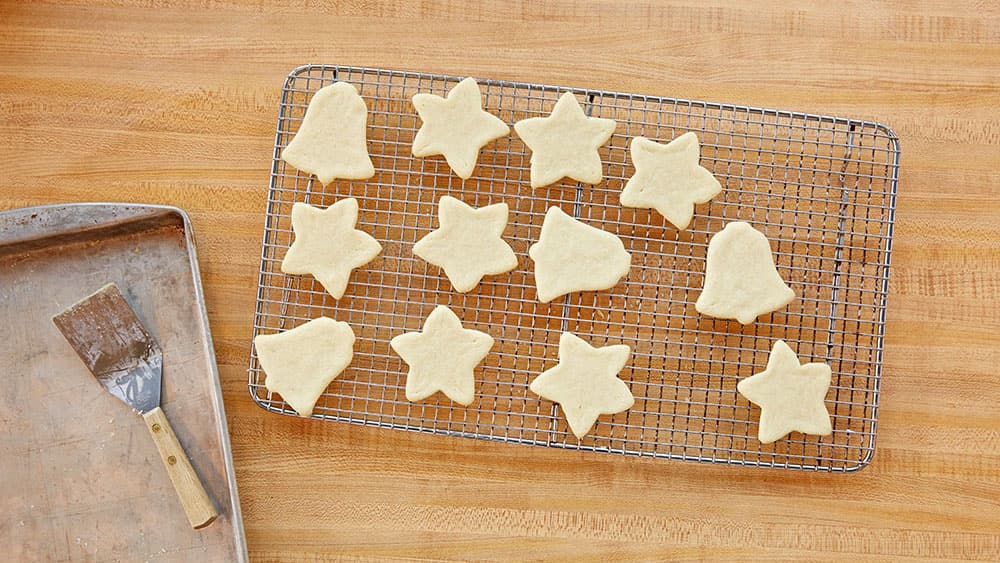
<box><xmin>1</xmin><ymin>1</ymin><xmax>998</xmax><ymax>560</ymax></box>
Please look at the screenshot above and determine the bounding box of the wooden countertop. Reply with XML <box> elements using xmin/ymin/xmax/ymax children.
<box><xmin>3</xmin><ymin>1</ymin><xmax>998</xmax><ymax>560</ymax></box>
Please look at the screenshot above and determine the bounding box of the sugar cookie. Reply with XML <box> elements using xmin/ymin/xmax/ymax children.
<box><xmin>528</xmin><ymin>206</ymin><xmax>631</xmax><ymax>303</ymax></box>
<box><xmin>737</xmin><ymin>340</ymin><xmax>833</xmax><ymax>444</ymax></box>
<box><xmin>281</xmin><ymin>81</ymin><xmax>375</xmax><ymax>185</ymax></box>
<box><xmin>411</xmin><ymin>77</ymin><xmax>510</xmax><ymax>179</ymax></box>
<box><xmin>529</xmin><ymin>332</ymin><xmax>634</xmax><ymax>439</ymax></box>
<box><xmin>281</xmin><ymin>199</ymin><xmax>382</xmax><ymax>299</ymax></box>
<box><xmin>695</xmin><ymin>222</ymin><xmax>794</xmax><ymax>324</ymax></box>
<box><xmin>413</xmin><ymin>196</ymin><xmax>517</xmax><ymax>292</ymax></box>
<box><xmin>513</xmin><ymin>92</ymin><xmax>616</xmax><ymax>188</ymax></box>
<box><xmin>390</xmin><ymin>306</ymin><xmax>494</xmax><ymax>406</ymax></box>
<box><xmin>254</xmin><ymin>317</ymin><xmax>355</xmax><ymax>417</ymax></box>
<box><xmin>620</xmin><ymin>133</ymin><xmax>722</xmax><ymax>230</ymax></box>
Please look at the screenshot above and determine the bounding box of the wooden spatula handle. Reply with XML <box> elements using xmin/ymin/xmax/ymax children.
<box><xmin>142</xmin><ymin>406</ymin><xmax>218</xmax><ymax>529</ymax></box>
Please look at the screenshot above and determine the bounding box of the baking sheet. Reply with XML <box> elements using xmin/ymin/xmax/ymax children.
<box><xmin>0</xmin><ymin>203</ymin><xmax>246</xmax><ymax>561</ymax></box>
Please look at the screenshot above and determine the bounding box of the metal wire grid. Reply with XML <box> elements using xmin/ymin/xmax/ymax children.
<box><xmin>247</xmin><ymin>65</ymin><xmax>899</xmax><ymax>472</ymax></box>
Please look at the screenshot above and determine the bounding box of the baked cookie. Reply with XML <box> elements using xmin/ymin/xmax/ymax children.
<box><xmin>513</xmin><ymin>92</ymin><xmax>616</xmax><ymax>188</ymax></box>
<box><xmin>620</xmin><ymin>133</ymin><xmax>722</xmax><ymax>230</ymax></box>
<box><xmin>695</xmin><ymin>222</ymin><xmax>794</xmax><ymax>324</ymax></box>
<box><xmin>281</xmin><ymin>199</ymin><xmax>382</xmax><ymax>299</ymax></box>
<box><xmin>528</xmin><ymin>206</ymin><xmax>631</xmax><ymax>303</ymax></box>
<box><xmin>413</xmin><ymin>196</ymin><xmax>517</xmax><ymax>292</ymax></box>
<box><xmin>254</xmin><ymin>317</ymin><xmax>356</xmax><ymax>417</ymax></box>
<box><xmin>737</xmin><ymin>340</ymin><xmax>833</xmax><ymax>444</ymax></box>
<box><xmin>390</xmin><ymin>305</ymin><xmax>494</xmax><ymax>406</ymax></box>
<box><xmin>411</xmin><ymin>77</ymin><xmax>510</xmax><ymax>179</ymax></box>
<box><xmin>281</xmin><ymin>81</ymin><xmax>375</xmax><ymax>185</ymax></box>
<box><xmin>529</xmin><ymin>332</ymin><xmax>634</xmax><ymax>439</ymax></box>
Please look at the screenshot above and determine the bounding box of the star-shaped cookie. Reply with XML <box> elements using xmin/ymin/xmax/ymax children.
<box><xmin>737</xmin><ymin>340</ymin><xmax>833</xmax><ymax>444</ymax></box>
<box><xmin>254</xmin><ymin>317</ymin><xmax>356</xmax><ymax>417</ymax></box>
<box><xmin>620</xmin><ymin>133</ymin><xmax>723</xmax><ymax>230</ymax></box>
<box><xmin>411</xmin><ymin>77</ymin><xmax>510</xmax><ymax>179</ymax></box>
<box><xmin>529</xmin><ymin>332</ymin><xmax>634</xmax><ymax>439</ymax></box>
<box><xmin>528</xmin><ymin>206</ymin><xmax>632</xmax><ymax>303</ymax></box>
<box><xmin>281</xmin><ymin>198</ymin><xmax>382</xmax><ymax>299</ymax></box>
<box><xmin>513</xmin><ymin>92</ymin><xmax>617</xmax><ymax>188</ymax></box>
<box><xmin>281</xmin><ymin>81</ymin><xmax>375</xmax><ymax>186</ymax></box>
<box><xmin>390</xmin><ymin>305</ymin><xmax>495</xmax><ymax>405</ymax></box>
<box><xmin>412</xmin><ymin>196</ymin><xmax>518</xmax><ymax>292</ymax></box>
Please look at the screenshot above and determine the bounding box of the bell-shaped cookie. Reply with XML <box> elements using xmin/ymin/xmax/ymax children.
<box><xmin>528</xmin><ymin>207</ymin><xmax>631</xmax><ymax>303</ymax></box>
<box><xmin>281</xmin><ymin>82</ymin><xmax>375</xmax><ymax>186</ymax></box>
<box><xmin>254</xmin><ymin>317</ymin><xmax>356</xmax><ymax>417</ymax></box>
<box><xmin>695</xmin><ymin>222</ymin><xmax>795</xmax><ymax>324</ymax></box>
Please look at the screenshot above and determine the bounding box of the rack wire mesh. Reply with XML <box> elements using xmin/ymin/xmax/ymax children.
<box><xmin>248</xmin><ymin>65</ymin><xmax>899</xmax><ymax>471</ymax></box>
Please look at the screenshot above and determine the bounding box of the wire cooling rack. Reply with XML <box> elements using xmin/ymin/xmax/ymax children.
<box><xmin>248</xmin><ymin>65</ymin><xmax>899</xmax><ymax>471</ymax></box>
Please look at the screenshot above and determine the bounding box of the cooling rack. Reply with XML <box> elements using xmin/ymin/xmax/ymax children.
<box><xmin>248</xmin><ymin>64</ymin><xmax>899</xmax><ymax>471</ymax></box>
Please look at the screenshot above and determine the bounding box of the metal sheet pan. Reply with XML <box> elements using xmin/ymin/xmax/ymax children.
<box><xmin>0</xmin><ymin>203</ymin><xmax>246</xmax><ymax>561</ymax></box>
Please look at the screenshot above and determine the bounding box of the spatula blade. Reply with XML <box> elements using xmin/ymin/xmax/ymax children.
<box><xmin>52</xmin><ymin>283</ymin><xmax>162</xmax><ymax>414</ymax></box>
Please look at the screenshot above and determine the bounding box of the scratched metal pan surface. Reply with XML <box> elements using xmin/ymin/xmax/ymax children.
<box><xmin>0</xmin><ymin>203</ymin><xmax>246</xmax><ymax>562</ymax></box>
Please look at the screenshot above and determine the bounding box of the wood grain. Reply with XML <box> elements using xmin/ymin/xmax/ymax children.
<box><xmin>143</xmin><ymin>406</ymin><xmax>219</xmax><ymax>530</ymax></box>
<box><xmin>2</xmin><ymin>1</ymin><xmax>998</xmax><ymax>560</ymax></box>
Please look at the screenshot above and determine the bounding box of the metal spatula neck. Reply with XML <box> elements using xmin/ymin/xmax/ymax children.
<box><xmin>52</xmin><ymin>282</ymin><xmax>163</xmax><ymax>413</ymax></box>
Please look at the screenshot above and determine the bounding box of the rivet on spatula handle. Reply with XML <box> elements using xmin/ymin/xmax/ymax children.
<box><xmin>142</xmin><ymin>406</ymin><xmax>218</xmax><ymax>529</ymax></box>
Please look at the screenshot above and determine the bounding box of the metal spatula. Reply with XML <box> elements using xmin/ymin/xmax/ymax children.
<box><xmin>53</xmin><ymin>283</ymin><xmax>217</xmax><ymax>529</ymax></box>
